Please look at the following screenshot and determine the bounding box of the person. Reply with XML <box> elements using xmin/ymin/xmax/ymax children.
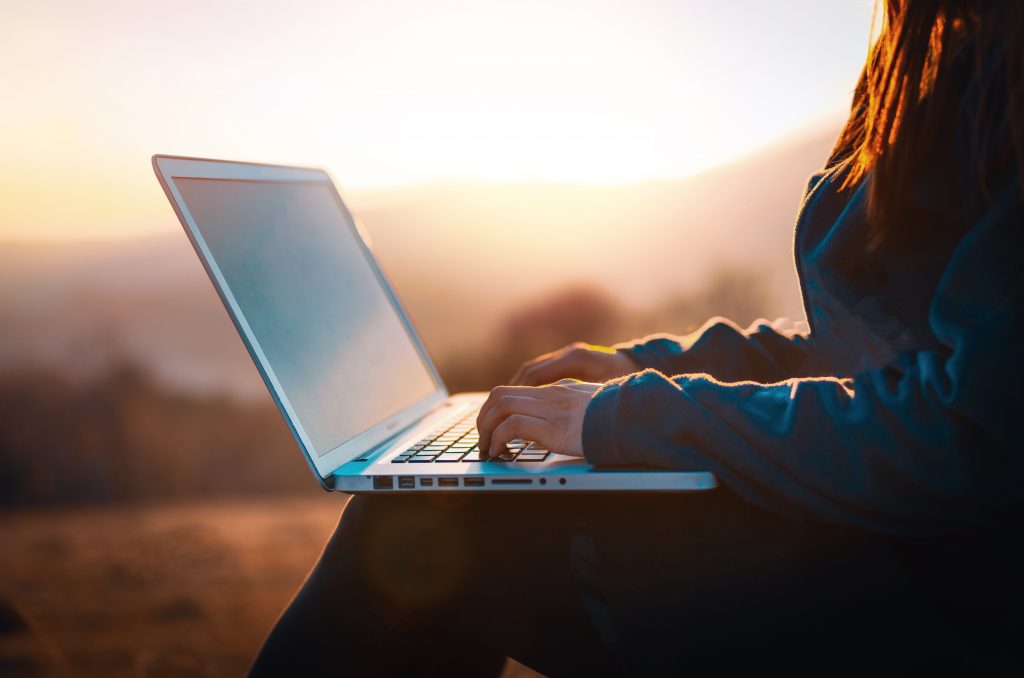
<box><xmin>251</xmin><ymin>1</ymin><xmax>1023</xmax><ymax>674</ymax></box>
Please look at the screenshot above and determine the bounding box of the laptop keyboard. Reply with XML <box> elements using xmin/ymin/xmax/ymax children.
<box><xmin>390</xmin><ymin>412</ymin><xmax>551</xmax><ymax>464</ymax></box>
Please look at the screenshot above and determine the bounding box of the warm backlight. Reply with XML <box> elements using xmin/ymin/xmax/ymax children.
<box><xmin>0</xmin><ymin>0</ymin><xmax>870</xmax><ymax>241</ymax></box>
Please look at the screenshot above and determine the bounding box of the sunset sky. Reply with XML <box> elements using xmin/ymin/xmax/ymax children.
<box><xmin>0</xmin><ymin>0</ymin><xmax>872</xmax><ymax>241</ymax></box>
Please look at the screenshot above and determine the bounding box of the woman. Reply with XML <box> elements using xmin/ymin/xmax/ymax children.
<box><xmin>253</xmin><ymin>1</ymin><xmax>1023</xmax><ymax>674</ymax></box>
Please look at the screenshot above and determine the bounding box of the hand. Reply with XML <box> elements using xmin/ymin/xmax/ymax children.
<box><xmin>510</xmin><ymin>342</ymin><xmax>637</xmax><ymax>386</ymax></box>
<box><xmin>476</xmin><ymin>380</ymin><xmax>601</xmax><ymax>458</ymax></box>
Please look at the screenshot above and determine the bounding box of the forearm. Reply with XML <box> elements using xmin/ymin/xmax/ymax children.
<box><xmin>582</xmin><ymin>355</ymin><xmax>1022</xmax><ymax>536</ymax></box>
<box><xmin>617</xmin><ymin>317</ymin><xmax>824</xmax><ymax>384</ymax></box>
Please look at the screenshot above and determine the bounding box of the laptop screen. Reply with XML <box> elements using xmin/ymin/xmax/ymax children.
<box><xmin>174</xmin><ymin>177</ymin><xmax>439</xmax><ymax>457</ymax></box>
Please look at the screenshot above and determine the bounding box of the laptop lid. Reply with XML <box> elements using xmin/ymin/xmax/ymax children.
<box><xmin>153</xmin><ymin>155</ymin><xmax>448</xmax><ymax>480</ymax></box>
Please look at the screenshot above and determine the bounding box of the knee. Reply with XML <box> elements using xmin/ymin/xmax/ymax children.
<box><xmin>328</xmin><ymin>493</ymin><xmax>477</xmax><ymax>567</ymax></box>
<box><xmin>327</xmin><ymin>493</ymin><xmax>479</xmax><ymax>611</ymax></box>
<box><xmin>335</xmin><ymin>492</ymin><xmax>464</xmax><ymax>534</ymax></box>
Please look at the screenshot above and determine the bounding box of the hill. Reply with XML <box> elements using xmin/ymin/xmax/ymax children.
<box><xmin>0</xmin><ymin>126</ymin><xmax>837</xmax><ymax>399</ymax></box>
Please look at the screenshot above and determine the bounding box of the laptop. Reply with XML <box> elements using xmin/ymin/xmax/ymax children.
<box><xmin>152</xmin><ymin>155</ymin><xmax>717</xmax><ymax>494</ymax></box>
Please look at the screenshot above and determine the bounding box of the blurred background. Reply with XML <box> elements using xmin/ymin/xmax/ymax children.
<box><xmin>0</xmin><ymin>0</ymin><xmax>871</xmax><ymax>674</ymax></box>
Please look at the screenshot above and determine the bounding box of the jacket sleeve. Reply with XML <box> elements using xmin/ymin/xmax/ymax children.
<box><xmin>583</xmin><ymin>186</ymin><xmax>1024</xmax><ymax>536</ymax></box>
<box><xmin>616</xmin><ymin>317</ymin><xmax>826</xmax><ymax>384</ymax></box>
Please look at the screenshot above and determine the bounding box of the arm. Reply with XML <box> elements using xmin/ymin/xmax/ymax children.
<box><xmin>509</xmin><ymin>319</ymin><xmax>823</xmax><ymax>387</ymax></box>
<box><xmin>618</xmin><ymin>317</ymin><xmax>824</xmax><ymax>383</ymax></box>
<box><xmin>584</xmin><ymin>187</ymin><xmax>1024</xmax><ymax>536</ymax></box>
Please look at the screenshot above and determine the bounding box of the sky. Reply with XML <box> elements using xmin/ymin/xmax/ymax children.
<box><xmin>0</xmin><ymin>0</ymin><xmax>872</xmax><ymax>241</ymax></box>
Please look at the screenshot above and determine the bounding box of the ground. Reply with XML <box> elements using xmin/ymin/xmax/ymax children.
<box><xmin>0</xmin><ymin>496</ymin><xmax>540</xmax><ymax>677</ymax></box>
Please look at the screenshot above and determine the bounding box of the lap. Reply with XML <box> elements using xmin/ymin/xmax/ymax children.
<box><xmin>575</xmin><ymin>492</ymin><xmax>952</xmax><ymax>673</ymax></box>
<box><xmin>333</xmin><ymin>490</ymin><xmax>954</xmax><ymax>675</ymax></box>
<box><xmin>329</xmin><ymin>491</ymin><xmax>610</xmax><ymax>675</ymax></box>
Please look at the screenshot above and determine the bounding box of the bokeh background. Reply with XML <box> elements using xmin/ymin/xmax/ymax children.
<box><xmin>0</xmin><ymin>0</ymin><xmax>872</xmax><ymax>674</ymax></box>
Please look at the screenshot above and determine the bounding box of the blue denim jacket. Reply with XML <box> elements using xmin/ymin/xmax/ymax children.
<box><xmin>582</xmin><ymin>158</ymin><xmax>1024</xmax><ymax>536</ymax></box>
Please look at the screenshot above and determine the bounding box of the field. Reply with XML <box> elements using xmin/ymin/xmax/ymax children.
<box><xmin>0</xmin><ymin>497</ymin><xmax>539</xmax><ymax>677</ymax></box>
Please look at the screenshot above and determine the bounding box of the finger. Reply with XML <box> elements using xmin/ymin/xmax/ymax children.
<box><xmin>510</xmin><ymin>356</ymin><xmax>540</xmax><ymax>386</ymax></box>
<box><xmin>510</xmin><ymin>349</ymin><xmax>561</xmax><ymax>385</ymax></box>
<box><xmin>476</xmin><ymin>395</ymin><xmax>550</xmax><ymax>453</ymax></box>
<box><xmin>519</xmin><ymin>352</ymin><xmax>585</xmax><ymax>386</ymax></box>
<box><xmin>478</xmin><ymin>385</ymin><xmax>536</xmax><ymax>422</ymax></box>
<box><xmin>488</xmin><ymin>414</ymin><xmax>550</xmax><ymax>457</ymax></box>
<box><xmin>476</xmin><ymin>386</ymin><xmax>541</xmax><ymax>449</ymax></box>
<box><xmin>510</xmin><ymin>342</ymin><xmax>584</xmax><ymax>385</ymax></box>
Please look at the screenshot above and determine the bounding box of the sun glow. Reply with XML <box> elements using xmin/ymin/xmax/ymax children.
<box><xmin>0</xmin><ymin>0</ymin><xmax>870</xmax><ymax>241</ymax></box>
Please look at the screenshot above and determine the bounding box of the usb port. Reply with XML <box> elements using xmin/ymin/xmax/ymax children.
<box><xmin>438</xmin><ymin>477</ymin><xmax>458</xmax><ymax>487</ymax></box>
<box><xmin>398</xmin><ymin>476</ymin><xmax>415</xmax><ymax>489</ymax></box>
<box><xmin>373</xmin><ymin>476</ymin><xmax>393</xmax><ymax>490</ymax></box>
<box><xmin>464</xmin><ymin>477</ymin><xmax>484</xmax><ymax>487</ymax></box>
<box><xmin>419</xmin><ymin>478</ymin><xmax>433</xmax><ymax>487</ymax></box>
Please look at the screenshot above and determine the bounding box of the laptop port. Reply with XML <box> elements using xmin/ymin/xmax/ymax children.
<box><xmin>464</xmin><ymin>477</ymin><xmax>485</xmax><ymax>487</ymax></box>
<box><xmin>398</xmin><ymin>476</ymin><xmax>415</xmax><ymax>489</ymax></box>
<box><xmin>437</xmin><ymin>477</ymin><xmax>459</xmax><ymax>487</ymax></box>
<box><xmin>491</xmin><ymin>478</ymin><xmax>531</xmax><ymax>485</ymax></box>
<box><xmin>373</xmin><ymin>476</ymin><xmax>393</xmax><ymax>490</ymax></box>
<box><xmin>419</xmin><ymin>478</ymin><xmax>433</xmax><ymax>487</ymax></box>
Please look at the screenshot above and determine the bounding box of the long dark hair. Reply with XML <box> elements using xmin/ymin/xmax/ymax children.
<box><xmin>830</xmin><ymin>0</ymin><xmax>1024</xmax><ymax>250</ymax></box>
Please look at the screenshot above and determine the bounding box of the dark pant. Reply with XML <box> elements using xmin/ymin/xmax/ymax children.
<box><xmin>251</xmin><ymin>489</ymin><xmax>970</xmax><ymax>676</ymax></box>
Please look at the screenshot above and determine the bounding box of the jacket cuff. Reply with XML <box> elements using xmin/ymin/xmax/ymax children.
<box><xmin>581</xmin><ymin>375</ymin><xmax>630</xmax><ymax>466</ymax></box>
<box><xmin>616</xmin><ymin>336</ymin><xmax>687</xmax><ymax>375</ymax></box>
